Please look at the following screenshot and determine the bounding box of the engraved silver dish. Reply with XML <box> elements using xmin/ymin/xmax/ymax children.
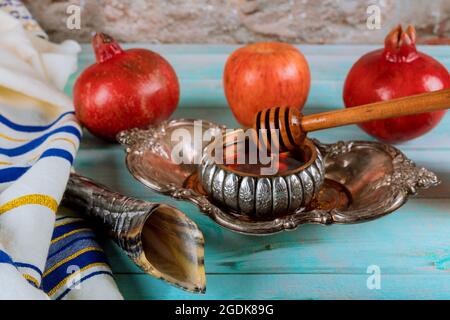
<box><xmin>200</xmin><ymin>130</ymin><xmax>325</xmax><ymax>218</ymax></box>
<box><xmin>118</xmin><ymin>119</ymin><xmax>439</xmax><ymax>235</ymax></box>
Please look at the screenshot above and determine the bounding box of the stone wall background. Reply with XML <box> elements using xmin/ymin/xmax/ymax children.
<box><xmin>23</xmin><ymin>0</ymin><xmax>450</xmax><ymax>44</ymax></box>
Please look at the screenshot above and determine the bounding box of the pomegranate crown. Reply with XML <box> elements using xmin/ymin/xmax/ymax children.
<box><xmin>383</xmin><ymin>25</ymin><xmax>418</xmax><ymax>63</ymax></box>
<box><xmin>92</xmin><ymin>32</ymin><xmax>124</xmax><ymax>63</ymax></box>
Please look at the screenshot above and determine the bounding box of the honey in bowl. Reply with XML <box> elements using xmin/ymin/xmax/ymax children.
<box><xmin>225</xmin><ymin>152</ymin><xmax>307</xmax><ymax>176</ymax></box>
<box><xmin>218</xmin><ymin>136</ymin><xmax>312</xmax><ymax>177</ymax></box>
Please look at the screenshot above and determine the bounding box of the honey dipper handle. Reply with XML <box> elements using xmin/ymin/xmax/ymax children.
<box><xmin>301</xmin><ymin>88</ymin><xmax>450</xmax><ymax>132</ymax></box>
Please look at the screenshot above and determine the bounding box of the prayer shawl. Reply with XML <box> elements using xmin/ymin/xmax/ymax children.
<box><xmin>0</xmin><ymin>1</ymin><xmax>122</xmax><ymax>300</ymax></box>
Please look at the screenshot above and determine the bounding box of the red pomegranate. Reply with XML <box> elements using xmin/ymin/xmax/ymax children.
<box><xmin>74</xmin><ymin>33</ymin><xmax>180</xmax><ymax>141</ymax></box>
<box><xmin>343</xmin><ymin>25</ymin><xmax>450</xmax><ymax>143</ymax></box>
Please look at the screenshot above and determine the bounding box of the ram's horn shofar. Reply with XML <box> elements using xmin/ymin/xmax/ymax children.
<box><xmin>63</xmin><ymin>173</ymin><xmax>206</xmax><ymax>293</ymax></box>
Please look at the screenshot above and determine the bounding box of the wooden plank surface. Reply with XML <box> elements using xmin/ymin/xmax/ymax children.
<box><xmin>114</xmin><ymin>274</ymin><xmax>450</xmax><ymax>300</ymax></box>
<box><xmin>69</xmin><ymin>45</ymin><xmax>450</xmax><ymax>300</ymax></box>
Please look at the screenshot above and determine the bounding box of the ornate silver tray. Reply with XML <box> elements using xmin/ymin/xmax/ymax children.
<box><xmin>117</xmin><ymin>119</ymin><xmax>439</xmax><ymax>235</ymax></box>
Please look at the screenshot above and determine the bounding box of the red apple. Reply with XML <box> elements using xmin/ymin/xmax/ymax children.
<box><xmin>223</xmin><ymin>42</ymin><xmax>311</xmax><ymax>127</ymax></box>
<box><xmin>74</xmin><ymin>33</ymin><xmax>179</xmax><ymax>141</ymax></box>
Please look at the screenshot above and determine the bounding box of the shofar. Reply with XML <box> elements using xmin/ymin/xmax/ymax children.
<box><xmin>63</xmin><ymin>173</ymin><xmax>206</xmax><ymax>293</ymax></box>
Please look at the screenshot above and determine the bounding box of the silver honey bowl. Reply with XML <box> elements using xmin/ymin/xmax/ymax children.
<box><xmin>199</xmin><ymin>130</ymin><xmax>325</xmax><ymax>219</ymax></box>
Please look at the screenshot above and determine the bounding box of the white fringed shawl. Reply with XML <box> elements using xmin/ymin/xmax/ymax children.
<box><xmin>0</xmin><ymin>8</ymin><xmax>122</xmax><ymax>300</ymax></box>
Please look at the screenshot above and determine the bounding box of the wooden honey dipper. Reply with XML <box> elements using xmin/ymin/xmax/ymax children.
<box><xmin>254</xmin><ymin>88</ymin><xmax>450</xmax><ymax>152</ymax></box>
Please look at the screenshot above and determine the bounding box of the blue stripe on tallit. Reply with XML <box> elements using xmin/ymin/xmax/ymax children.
<box><xmin>42</xmin><ymin>218</ymin><xmax>113</xmax><ymax>299</ymax></box>
<box><xmin>50</xmin><ymin>230</ymin><xmax>94</xmax><ymax>253</ymax></box>
<box><xmin>48</xmin><ymin>236</ymin><xmax>97</xmax><ymax>260</ymax></box>
<box><xmin>14</xmin><ymin>262</ymin><xmax>43</xmax><ymax>277</ymax></box>
<box><xmin>0</xmin><ymin>149</ymin><xmax>75</xmax><ymax>183</ymax></box>
<box><xmin>0</xmin><ymin>167</ymin><xmax>28</xmax><ymax>183</ymax></box>
<box><xmin>0</xmin><ymin>111</ymin><xmax>74</xmax><ymax>133</ymax></box>
<box><xmin>40</xmin><ymin>148</ymin><xmax>74</xmax><ymax>163</ymax></box>
<box><xmin>56</xmin><ymin>271</ymin><xmax>114</xmax><ymax>301</ymax></box>
<box><xmin>0</xmin><ymin>249</ymin><xmax>14</xmax><ymax>265</ymax></box>
<box><xmin>46</xmin><ymin>238</ymin><xmax>100</xmax><ymax>270</ymax></box>
<box><xmin>0</xmin><ymin>125</ymin><xmax>81</xmax><ymax>156</ymax></box>
<box><xmin>0</xmin><ymin>250</ymin><xmax>42</xmax><ymax>287</ymax></box>
<box><xmin>51</xmin><ymin>220</ymin><xmax>89</xmax><ymax>240</ymax></box>
<box><xmin>47</xmin><ymin>220</ymin><xmax>97</xmax><ymax>268</ymax></box>
<box><xmin>41</xmin><ymin>249</ymin><xmax>110</xmax><ymax>294</ymax></box>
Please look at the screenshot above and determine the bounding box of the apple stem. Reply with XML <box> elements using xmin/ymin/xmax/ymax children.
<box><xmin>93</xmin><ymin>33</ymin><xmax>124</xmax><ymax>63</ymax></box>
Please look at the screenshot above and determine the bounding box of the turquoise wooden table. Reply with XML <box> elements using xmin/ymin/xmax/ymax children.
<box><xmin>68</xmin><ymin>44</ymin><xmax>450</xmax><ymax>300</ymax></box>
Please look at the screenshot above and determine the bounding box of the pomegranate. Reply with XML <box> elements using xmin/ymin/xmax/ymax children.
<box><xmin>224</xmin><ymin>42</ymin><xmax>311</xmax><ymax>128</ymax></box>
<box><xmin>74</xmin><ymin>33</ymin><xmax>180</xmax><ymax>141</ymax></box>
<box><xmin>343</xmin><ymin>25</ymin><xmax>450</xmax><ymax>143</ymax></box>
